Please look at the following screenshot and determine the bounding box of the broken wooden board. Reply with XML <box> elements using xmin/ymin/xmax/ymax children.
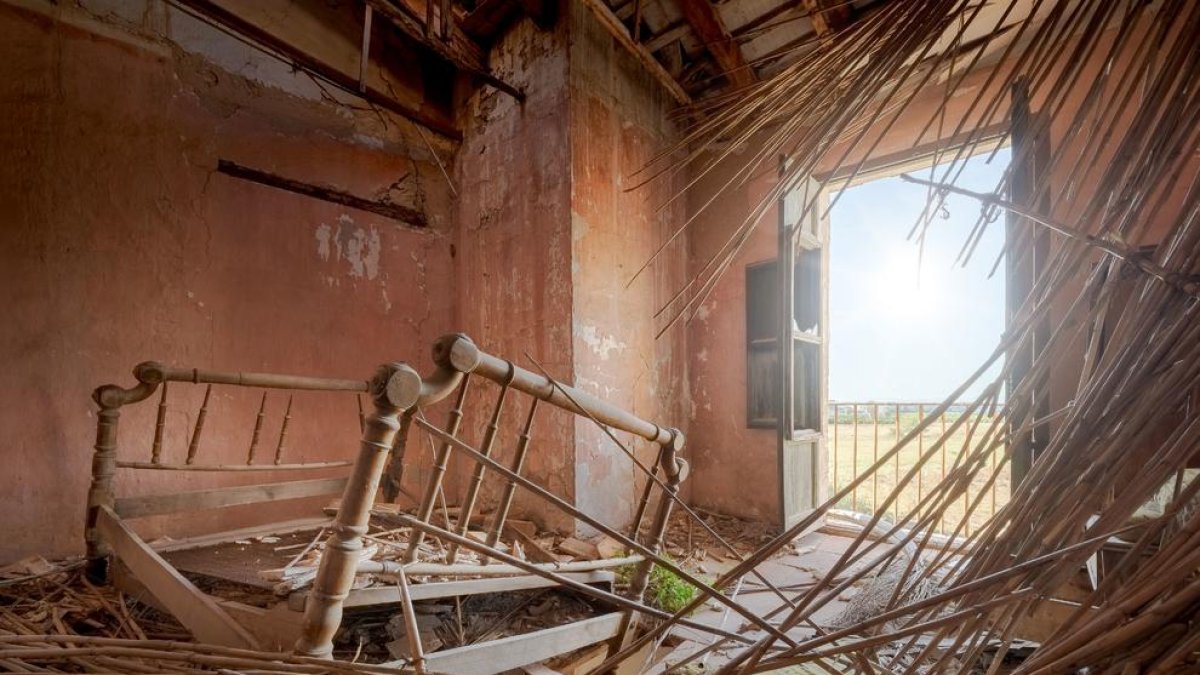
<box><xmin>339</xmin><ymin>570</ymin><xmax>616</xmax><ymax>608</ymax></box>
<box><xmin>388</xmin><ymin>612</ymin><xmax>623</xmax><ymax>675</ymax></box>
<box><xmin>96</xmin><ymin>506</ymin><xmax>259</xmax><ymax>649</ymax></box>
<box><xmin>556</xmin><ymin>537</ymin><xmax>599</xmax><ymax>561</ymax></box>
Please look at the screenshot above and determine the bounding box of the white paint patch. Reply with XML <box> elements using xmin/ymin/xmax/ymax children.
<box><xmin>343</xmin><ymin>226</ymin><xmax>382</xmax><ymax>279</ymax></box>
<box><xmin>315</xmin><ymin>217</ymin><xmax>382</xmax><ymax>280</ymax></box>
<box><xmin>697</xmin><ymin>348</ymin><xmax>708</xmax><ymax>363</ymax></box>
<box><xmin>577</xmin><ymin>324</ymin><xmax>627</xmax><ymax>361</ymax></box>
<box><xmin>353</xmin><ymin>133</ymin><xmax>386</xmax><ymax>150</ymax></box>
<box><xmin>315</xmin><ymin>224</ymin><xmax>333</xmax><ymax>261</ymax></box>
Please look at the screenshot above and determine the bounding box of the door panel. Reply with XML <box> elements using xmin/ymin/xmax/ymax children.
<box><xmin>778</xmin><ymin>174</ymin><xmax>830</xmax><ymax>531</ymax></box>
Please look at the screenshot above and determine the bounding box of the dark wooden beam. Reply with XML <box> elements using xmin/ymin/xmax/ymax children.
<box><xmin>460</xmin><ymin>0</ymin><xmax>522</xmax><ymax>41</ymax></box>
<box><xmin>644</xmin><ymin>20</ymin><xmax>688</xmax><ymax>52</ymax></box>
<box><xmin>732</xmin><ymin>1</ymin><xmax>796</xmax><ymax>40</ymax></box>
<box><xmin>460</xmin><ymin>0</ymin><xmax>554</xmax><ymax>42</ymax></box>
<box><xmin>580</xmin><ymin>0</ymin><xmax>691</xmax><ymax>104</ymax></box>
<box><xmin>672</xmin><ymin>0</ymin><xmax>756</xmax><ymax>89</ymax></box>
<box><xmin>801</xmin><ymin>0</ymin><xmax>853</xmax><ymax>40</ymax></box>
<box><xmin>368</xmin><ymin>0</ymin><xmax>525</xmax><ymax>101</ymax></box>
<box><xmin>217</xmin><ymin>160</ymin><xmax>428</xmax><ymax>228</ymax></box>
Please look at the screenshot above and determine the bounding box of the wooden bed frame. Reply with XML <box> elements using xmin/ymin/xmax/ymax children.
<box><xmin>84</xmin><ymin>334</ymin><xmax>687</xmax><ymax>673</ymax></box>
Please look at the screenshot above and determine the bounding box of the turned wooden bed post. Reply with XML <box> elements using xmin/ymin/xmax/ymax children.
<box><xmin>628</xmin><ymin>429</ymin><xmax>688</xmax><ymax>599</ymax></box>
<box><xmin>294</xmin><ymin>362</ymin><xmax>423</xmax><ymax>658</ymax></box>
<box><xmin>295</xmin><ymin>341</ymin><xmax>467</xmax><ymax>659</ymax></box>
<box><xmin>85</xmin><ymin>363</ymin><xmax>161</xmax><ymax>583</ymax></box>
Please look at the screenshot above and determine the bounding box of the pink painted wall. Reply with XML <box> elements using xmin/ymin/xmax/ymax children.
<box><xmin>447</xmin><ymin>3</ymin><xmax>690</xmax><ymax>536</ymax></box>
<box><xmin>451</xmin><ymin>10</ymin><xmax>578</xmax><ymax>533</ymax></box>
<box><xmin>568</xmin><ymin>1</ymin><xmax>690</xmax><ymax>531</ymax></box>
<box><xmin>686</xmin><ymin>159</ymin><xmax>785</xmax><ymax>523</ymax></box>
<box><xmin>0</xmin><ymin>2</ymin><xmax>456</xmax><ymax>563</ymax></box>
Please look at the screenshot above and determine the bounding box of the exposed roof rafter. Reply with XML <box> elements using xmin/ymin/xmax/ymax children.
<box><xmin>673</xmin><ymin>0</ymin><xmax>757</xmax><ymax>89</ymax></box>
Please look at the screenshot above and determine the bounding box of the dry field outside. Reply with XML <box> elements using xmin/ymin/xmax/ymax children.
<box><xmin>827</xmin><ymin>405</ymin><xmax>1011</xmax><ymax>535</ymax></box>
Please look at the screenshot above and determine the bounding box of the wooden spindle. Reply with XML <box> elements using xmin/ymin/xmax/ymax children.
<box><xmin>186</xmin><ymin>384</ymin><xmax>213</xmax><ymax>466</ymax></box>
<box><xmin>446</xmin><ymin>365</ymin><xmax>515</xmax><ymax>564</ymax></box>
<box><xmin>246</xmin><ymin>392</ymin><xmax>267</xmax><ymax>465</ymax></box>
<box><xmin>150</xmin><ymin>381</ymin><xmax>168</xmax><ymax>464</ymax></box>
<box><xmin>275</xmin><ymin>394</ymin><xmax>293</xmax><ymax>465</ymax></box>
<box><xmin>917</xmin><ymin>404</ymin><xmax>925</xmax><ymax>508</ymax></box>
<box><xmin>405</xmin><ymin>374</ymin><xmax>472</xmax><ymax>563</ymax></box>
<box><xmin>483</xmin><ymin>398</ymin><xmax>540</xmax><ymax>563</ymax></box>
<box><xmin>295</xmin><ymin>363</ymin><xmax>420</xmax><ymax>658</ymax></box>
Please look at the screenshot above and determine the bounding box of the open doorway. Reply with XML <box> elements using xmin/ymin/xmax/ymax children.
<box><xmin>826</xmin><ymin>148</ymin><xmax>1011</xmax><ymax>534</ymax></box>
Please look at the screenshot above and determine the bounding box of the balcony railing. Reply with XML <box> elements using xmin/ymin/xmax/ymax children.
<box><xmin>828</xmin><ymin>402</ymin><xmax>1010</xmax><ymax>535</ymax></box>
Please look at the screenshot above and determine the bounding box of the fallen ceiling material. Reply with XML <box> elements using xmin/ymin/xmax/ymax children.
<box><xmin>9</xmin><ymin>1</ymin><xmax>1200</xmax><ymax>673</ymax></box>
<box><xmin>619</xmin><ymin>0</ymin><xmax>1200</xmax><ymax>672</ymax></box>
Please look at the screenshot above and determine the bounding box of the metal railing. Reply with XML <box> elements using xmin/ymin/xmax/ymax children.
<box><xmin>828</xmin><ymin>402</ymin><xmax>1010</xmax><ymax>535</ymax></box>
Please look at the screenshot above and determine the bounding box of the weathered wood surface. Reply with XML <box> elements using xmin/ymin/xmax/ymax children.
<box><xmin>95</xmin><ymin>506</ymin><xmax>260</xmax><ymax>649</ymax></box>
<box><xmin>114</xmin><ymin>477</ymin><xmax>349</xmax><ymax>519</ymax></box>
<box><xmin>387</xmin><ymin>612</ymin><xmax>623</xmax><ymax>675</ymax></box>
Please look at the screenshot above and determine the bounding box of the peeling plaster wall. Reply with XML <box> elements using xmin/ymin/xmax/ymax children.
<box><xmin>0</xmin><ymin>1</ymin><xmax>455</xmax><ymax>562</ymax></box>
<box><xmin>686</xmin><ymin>156</ymin><xmax>782</xmax><ymax>523</ymax></box>
<box><xmin>450</xmin><ymin>3</ymin><xmax>689</xmax><ymax>536</ymax></box>
<box><xmin>568</xmin><ymin>2</ymin><xmax>689</xmax><ymax>533</ymax></box>
<box><xmin>452</xmin><ymin>9</ymin><xmax>577</xmax><ymax>532</ymax></box>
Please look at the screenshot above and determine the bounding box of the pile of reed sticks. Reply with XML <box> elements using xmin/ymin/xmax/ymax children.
<box><xmin>0</xmin><ymin>563</ymin><xmax>418</xmax><ymax>673</ymax></box>
<box><xmin>607</xmin><ymin>0</ymin><xmax>1200</xmax><ymax>672</ymax></box>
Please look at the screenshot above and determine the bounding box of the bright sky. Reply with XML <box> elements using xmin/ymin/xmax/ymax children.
<box><xmin>828</xmin><ymin>148</ymin><xmax>1010</xmax><ymax>402</ymax></box>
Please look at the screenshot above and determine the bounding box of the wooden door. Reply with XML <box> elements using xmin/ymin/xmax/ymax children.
<box><xmin>778</xmin><ymin>175</ymin><xmax>830</xmax><ymax>530</ymax></box>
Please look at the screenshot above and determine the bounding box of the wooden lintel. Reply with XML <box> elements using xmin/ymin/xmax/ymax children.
<box><xmin>216</xmin><ymin>160</ymin><xmax>427</xmax><ymax>228</ymax></box>
<box><xmin>580</xmin><ymin>0</ymin><xmax>691</xmax><ymax>105</ymax></box>
<box><xmin>96</xmin><ymin>506</ymin><xmax>260</xmax><ymax>649</ymax></box>
<box><xmin>673</xmin><ymin>0</ymin><xmax>756</xmax><ymax>89</ymax></box>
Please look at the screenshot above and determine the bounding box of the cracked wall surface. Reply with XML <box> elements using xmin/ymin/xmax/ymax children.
<box><xmin>0</xmin><ymin>0</ymin><xmax>456</xmax><ymax>562</ymax></box>
<box><xmin>449</xmin><ymin>1</ymin><xmax>689</xmax><ymax>536</ymax></box>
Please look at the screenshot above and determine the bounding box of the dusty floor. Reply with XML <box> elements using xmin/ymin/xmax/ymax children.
<box><xmin>646</xmin><ymin>529</ymin><xmax>874</xmax><ymax>673</ymax></box>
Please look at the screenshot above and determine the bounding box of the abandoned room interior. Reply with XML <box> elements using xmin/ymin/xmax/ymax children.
<box><xmin>3</xmin><ymin>0</ymin><xmax>1200</xmax><ymax>672</ymax></box>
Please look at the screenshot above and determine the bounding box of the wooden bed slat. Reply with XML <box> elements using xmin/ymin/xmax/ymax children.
<box><xmin>388</xmin><ymin>612</ymin><xmax>623</xmax><ymax>675</ymax></box>
<box><xmin>95</xmin><ymin>506</ymin><xmax>260</xmax><ymax>649</ymax></box>
<box><xmin>339</xmin><ymin>570</ymin><xmax>615</xmax><ymax>608</ymax></box>
<box><xmin>114</xmin><ymin>477</ymin><xmax>349</xmax><ymax>519</ymax></box>
<box><xmin>408</xmin><ymin>610</ymin><xmax>624</xmax><ymax>672</ymax></box>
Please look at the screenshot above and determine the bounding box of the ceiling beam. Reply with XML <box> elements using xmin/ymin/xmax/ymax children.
<box><xmin>173</xmin><ymin>0</ymin><xmax>462</xmax><ymax>139</ymax></box>
<box><xmin>801</xmin><ymin>0</ymin><xmax>853</xmax><ymax>39</ymax></box>
<box><xmin>672</xmin><ymin>0</ymin><xmax>756</xmax><ymax>89</ymax></box>
<box><xmin>732</xmin><ymin>2</ymin><xmax>796</xmax><ymax>41</ymax></box>
<box><xmin>580</xmin><ymin>0</ymin><xmax>691</xmax><ymax>104</ymax></box>
<box><xmin>644</xmin><ymin>20</ymin><xmax>689</xmax><ymax>52</ymax></box>
<box><xmin>370</xmin><ymin>0</ymin><xmax>524</xmax><ymax>100</ymax></box>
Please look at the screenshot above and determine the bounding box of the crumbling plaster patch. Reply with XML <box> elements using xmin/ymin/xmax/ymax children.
<box><xmin>315</xmin><ymin>215</ymin><xmax>382</xmax><ymax>280</ymax></box>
